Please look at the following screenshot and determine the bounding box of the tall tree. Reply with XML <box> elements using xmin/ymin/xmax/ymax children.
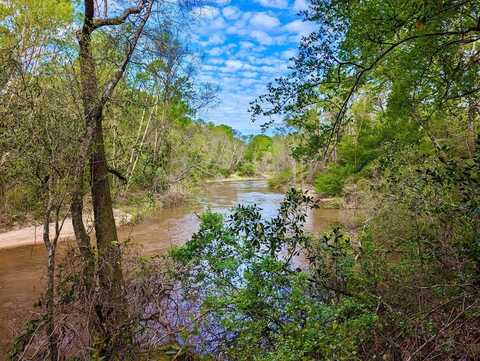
<box><xmin>73</xmin><ymin>0</ymin><xmax>154</xmax><ymax>352</ymax></box>
<box><xmin>252</xmin><ymin>0</ymin><xmax>480</xmax><ymax>159</ymax></box>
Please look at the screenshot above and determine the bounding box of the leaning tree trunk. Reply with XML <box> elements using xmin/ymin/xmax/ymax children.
<box><xmin>42</xmin><ymin>176</ymin><xmax>64</xmax><ymax>361</ymax></box>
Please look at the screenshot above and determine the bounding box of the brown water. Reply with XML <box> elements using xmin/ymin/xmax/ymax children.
<box><xmin>0</xmin><ymin>180</ymin><xmax>353</xmax><ymax>357</ymax></box>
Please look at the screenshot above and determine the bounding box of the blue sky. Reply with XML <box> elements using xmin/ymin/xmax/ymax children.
<box><xmin>189</xmin><ymin>0</ymin><xmax>314</xmax><ymax>135</ymax></box>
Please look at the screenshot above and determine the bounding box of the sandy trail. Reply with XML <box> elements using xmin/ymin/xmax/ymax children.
<box><xmin>0</xmin><ymin>210</ymin><xmax>132</xmax><ymax>250</ymax></box>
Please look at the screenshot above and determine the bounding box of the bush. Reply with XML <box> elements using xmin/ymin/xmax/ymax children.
<box><xmin>314</xmin><ymin>165</ymin><xmax>353</xmax><ymax>196</ymax></box>
<box><xmin>237</xmin><ymin>162</ymin><xmax>256</xmax><ymax>177</ymax></box>
<box><xmin>171</xmin><ymin>189</ymin><xmax>377</xmax><ymax>360</ymax></box>
<box><xmin>268</xmin><ymin>167</ymin><xmax>294</xmax><ymax>190</ymax></box>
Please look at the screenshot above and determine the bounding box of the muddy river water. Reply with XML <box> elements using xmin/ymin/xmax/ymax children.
<box><xmin>0</xmin><ymin>180</ymin><xmax>354</xmax><ymax>357</ymax></box>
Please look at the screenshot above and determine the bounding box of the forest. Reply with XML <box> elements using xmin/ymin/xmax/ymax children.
<box><xmin>0</xmin><ymin>0</ymin><xmax>479</xmax><ymax>360</ymax></box>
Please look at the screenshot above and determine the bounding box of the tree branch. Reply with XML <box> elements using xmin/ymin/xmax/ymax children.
<box><xmin>92</xmin><ymin>4</ymin><xmax>145</xmax><ymax>29</ymax></box>
<box><xmin>108</xmin><ymin>167</ymin><xmax>127</xmax><ymax>184</ymax></box>
<box><xmin>99</xmin><ymin>0</ymin><xmax>154</xmax><ymax>107</ymax></box>
<box><xmin>85</xmin><ymin>0</ymin><xmax>94</xmax><ymax>21</ymax></box>
<box><xmin>322</xmin><ymin>25</ymin><xmax>480</xmax><ymax>159</ymax></box>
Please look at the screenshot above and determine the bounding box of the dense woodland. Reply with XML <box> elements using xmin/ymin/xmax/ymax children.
<box><xmin>1</xmin><ymin>0</ymin><xmax>480</xmax><ymax>360</ymax></box>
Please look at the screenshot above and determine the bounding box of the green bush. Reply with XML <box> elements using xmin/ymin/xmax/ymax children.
<box><xmin>171</xmin><ymin>189</ymin><xmax>377</xmax><ymax>360</ymax></box>
<box><xmin>314</xmin><ymin>165</ymin><xmax>353</xmax><ymax>196</ymax></box>
<box><xmin>237</xmin><ymin>162</ymin><xmax>256</xmax><ymax>176</ymax></box>
<box><xmin>268</xmin><ymin>167</ymin><xmax>294</xmax><ymax>190</ymax></box>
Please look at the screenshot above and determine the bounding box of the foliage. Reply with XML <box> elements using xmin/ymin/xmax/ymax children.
<box><xmin>267</xmin><ymin>167</ymin><xmax>294</xmax><ymax>190</ymax></box>
<box><xmin>171</xmin><ymin>189</ymin><xmax>378</xmax><ymax>360</ymax></box>
<box><xmin>245</xmin><ymin>135</ymin><xmax>273</xmax><ymax>162</ymax></box>
<box><xmin>4</xmin><ymin>0</ymin><xmax>480</xmax><ymax>360</ymax></box>
<box><xmin>251</xmin><ymin>1</ymin><xmax>480</xmax><ymax>359</ymax></box>
<box><xmin>237</xmin><ymin>162</ymin><xmax>256</xmax><ymax>177</ymax></box>
<box><xmin>252</xmin><ymin>0</ymin><xmax>480</xmax><ymax>158</ymax></box>
<box><xmin>314</xmin><ymin>164</ymin><xmax>352</xmax><ymax>196</ymax></box>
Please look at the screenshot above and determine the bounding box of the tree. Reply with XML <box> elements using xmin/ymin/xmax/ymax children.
<box><xmin>0</xmin><ymin>3</ymin><xmax>76</xmax><ymax>358</ymax></box>
<box><xmin>171</xmin><ymin>190</ymin><xmax>375</xmax><ymax>360</ymax></box>
<box><xmin>245</xmin><ymin>135</ymin><xmax>273</xmax><ymax>162</ymax></box>
<box><xmin>121</xmin><ymin>23</ymin><xmax>218</xmax><ymax>192</ymax></box>
<box><xmin>252</xmin><ymin>0</ymin><xmax>480</xmax><ymax>159</ymax></box>
<box><xmin>250</xmin><ymin>2</ymin><xmax>480</xmax><ymax>358</ymax></box>
<box><xmin>72</xmin><ymin>0</ymin><xmax>155</xmax><ymax>355</ymax></box>
<box><xmin>0</xmin><ymin>0</ymin><xmax>74</xmax><ymax>221</ymax></box>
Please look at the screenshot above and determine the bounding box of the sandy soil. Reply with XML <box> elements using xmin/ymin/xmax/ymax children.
<box><xmin>0</xmin><ymin>209</ymin><xmax>132</xmax><ymax>250</ymax></box>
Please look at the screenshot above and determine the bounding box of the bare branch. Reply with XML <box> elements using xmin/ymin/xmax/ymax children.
<box><xmin>100</xmin><ymin>0</ymin><xmax>154</xmax><ymax>106</ymax></box>
<box><xmin>92</xmin><ymin>4</ymin><xmax>145</xmax><ymax>29</ymax></box>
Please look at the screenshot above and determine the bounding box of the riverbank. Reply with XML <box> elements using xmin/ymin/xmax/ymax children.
<box><xmin>0</xmin><ymin>177</ymin><xmax>265</xmax><ymax>251</ymax></box>
<box><xmin>115</xmin><ymin>176</ymin><xmax>270</xmax><ymax>222</ymax></box>
<box><xmin>205</xmin><ymin>174</ymin><xmax>267</xmax><ymax>183</ymax></box>
<box><xmin>0</xmin><ymin>209</ymin><xmax>132</xmax><ymax>250</ymax></box>
<box><xmin>0</xmin><ymin>177</ymin><xmax>359</xmax><ymax>251</ymax></box>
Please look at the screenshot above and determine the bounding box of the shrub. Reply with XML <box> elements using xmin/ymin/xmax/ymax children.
<box><xmin>267</xmin><ymin>167</ymin><xmax>294</xmax><ymax>190</ymax></box>
<box><xmin>171</xmin><ymin>189</ymin><xmax>377</xmax><ymax>360</ymax></box>
<box><xmin>314</xmin><ymin>165</ymin><xmax>353</xmax><ymax>196</ymax></box>
<box><xmin>237</xmin><ymin>162</ymin><xmax>256</xmax><ymax>177</ymax></box>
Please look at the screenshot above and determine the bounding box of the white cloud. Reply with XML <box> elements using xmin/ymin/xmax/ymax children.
<box><xmin>225</xmin><ymin>59</ymin><xmax>244</xmax><ymax>71</ymax></box>
<box><xmin>222</xmin><ymin>5</ymin><xmax>241</xmax><ymax>20</ymax></box>
<box><xmin>208</xmin><ymin>57</ymin><xmax>225</xmax><ymax>64</ymax></box>
<box><xmin>240</xmin><ymin>78</ymin><xmax>258</xmax><ymax>87</ymax></box>
<box><xmin>206</xmin><ymin>33</ymin><xmax>226</xmax><ymax>45</ymax></box>
<box><xmin>241</xmin><ymin>71</ymin><xmax>260</xmax><ymax>78</ymax></box>
<box><xmin>226</xmin><ymin>25</ymin><xmax>244</xmax><ymax>36</ymax></box>
<box><xmin>293</xmin><ymin>0</ymin><xmax>309</xmax><ymax>11</ymax></box>
<box><xmin>257</xmin><ymin>56</ymin><xmax>284</xmax><ymax>66</ymax></box>
<box><xmin>208</xmin><ymin>47</ymin><xmax>224</xmax><ymax>56</ymax></box>
<box><xmin>203</xmin><ymin>64</ymin><xmax>221</xmax><ymax>72</ymax></box>
<box><xmin>284</xmin><ymin>19</ymin><xmax>316</xmax><ymax>36</ymax></box>
<box><xmin>281</xmin><ymin>49</ymin><xmax>296</xmax><ymax>59</ymax></box>
<box><xmin>255</xmin><ymin>0</ymin><xmax>288</xmax><ymax>9</ymax></box>
<box><xmin>249</xmin><ymin>12</ymin><xmax>280</xmax><ymax>29</ymax></box>
<box><xmin>199</xmin><ymin>89</ymin><xmax>267</xmax><ymax>134</ymax></box>
<box><xmin>191</xmin><ymin>0</ymin><xmax>301</xmax><ymax>133</ymax></box>
<box><xmin>210</xmin><ymin>16</ymin><xmax>228</xmax><ymax>30</ymax></box>
<box><xmin>250</xmin><ymin>30</ymin><xmax>274</xmax><ymax>45</ymax></box>
<box><xmin>239</xmin><ymin>41</ymin><xmax>255</xmax><ymax>49</ymax></box>
<box><xmin>191</xmin><ymin>6</ymin><xmax>220</xmax><ymax>19</ymax></box>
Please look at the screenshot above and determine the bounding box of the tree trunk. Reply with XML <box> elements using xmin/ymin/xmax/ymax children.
<box><xmin>467</xmin><ymin>100</ymin><xmax>478</xmax><ymax>156</ymax></box>
<box><xmin>71</xmin><ymin>174</ymin><xmax>95</xmax><ymax>293</ymax></box>
<box><xmin>43</xmin><ymin>189</ymin><xmax>58</xmax><ymax>361</ymax></box>
<box><xmin>46</xmin><ymin>245</ymin><xmax>58</xmax><ymax>361</ymax></box>
<box><xmin>74</xmin><ymin>1</ymin><xmax>154</xmax><ymax>356</ymax></box>
<box><xmin>78</xmin><ymin>3</ymin><xmax>124</xmax><ymax>296</ymax></box>
<box><xmin>90</xmin><ymin>112</ymin><xmax>124</xmax><ymax>304</ymax></box>
<box><xmin>77</xmin><ymin>10</ymin><xmax>126</xmax><ymax>355</ymax></box>
<box><xmin>0</xmin><ymin>181</ymin><xmax>5</xmax><ymax>214</ymax></box>
<box><xmin>126</xmin><ymin>103</ymin><xmax>155</xmax><ymax>190</ymax></box>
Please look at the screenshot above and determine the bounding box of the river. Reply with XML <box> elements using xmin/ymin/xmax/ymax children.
<box><xmin>0</xmin><ymin>180</ymin><xmax>354</xmax><ymax>357</ymax></box>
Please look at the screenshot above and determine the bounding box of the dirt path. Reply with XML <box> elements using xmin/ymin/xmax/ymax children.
<box><xmin>0</xmin><ymin>210</ymin><xmax>132</xmax><ymax>250</ymax></box>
